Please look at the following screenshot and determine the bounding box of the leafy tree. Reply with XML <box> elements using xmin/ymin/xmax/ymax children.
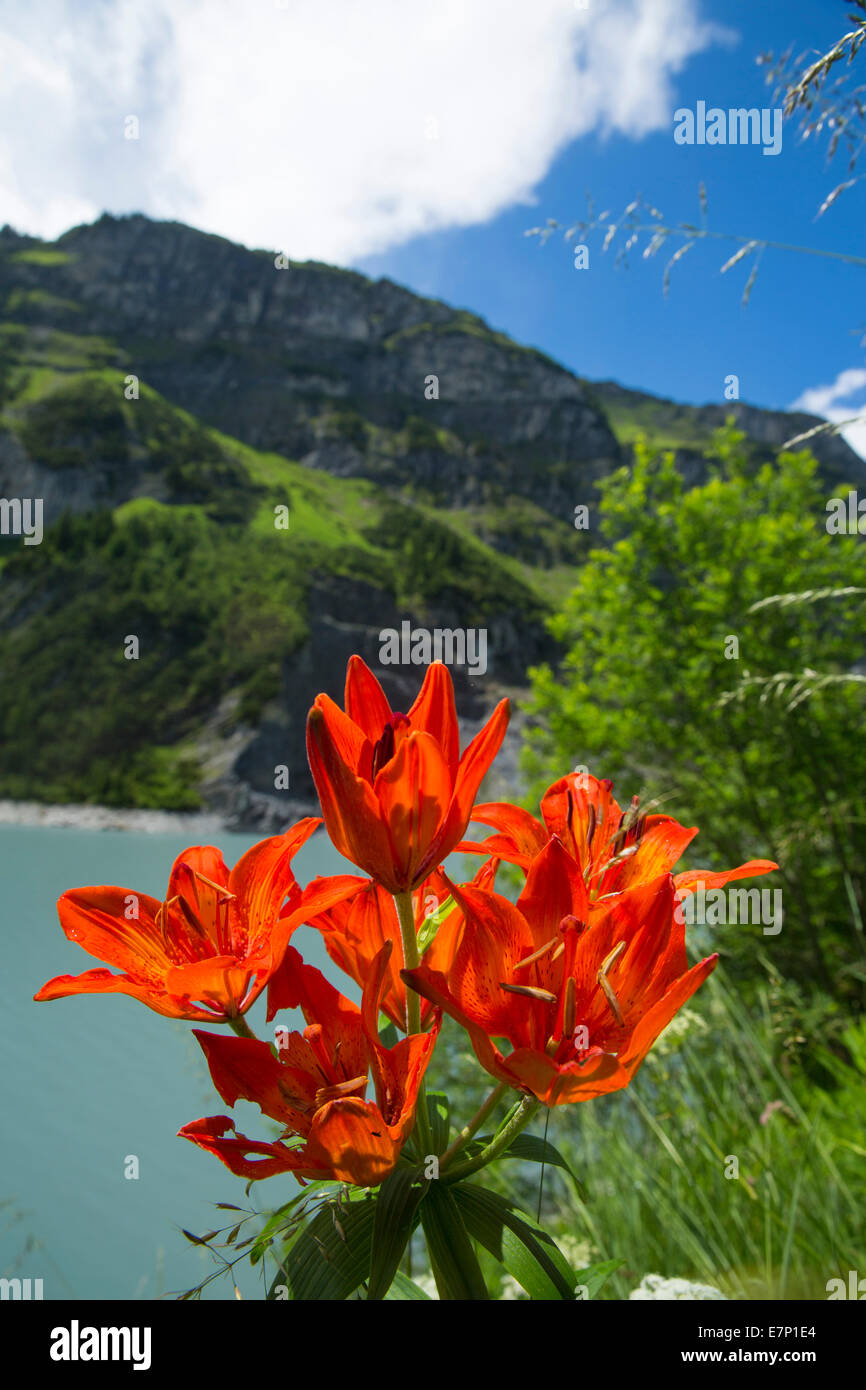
<box><xmin>524</xmin><ymin>426</ymin><xmax>866</xmax><ymax>1005</ymax></box>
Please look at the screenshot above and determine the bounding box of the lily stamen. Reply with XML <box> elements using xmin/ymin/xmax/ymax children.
<box><xmin>600</xmin><ymin>941</ymin><xmax>627</xmax><ymax>975</ymax></box>
<box><xmin>597</xmin><ymin>940</ymin><xmax>626</xmax><ymax>1027</ymax></box>
<box><xmin>499</xmin><ymin>982</ymin><xmax>558</xmax><ymax>1003</ymax></box>
<box><xmin>315</xmin><ymin>1075</ymin><xmax>368</xmax><ymax>1106</ymax></box>
<box><xmin>191</xmin><ymin>870</ymin><xmax>237</xmax><ymax>899</ymax></box>
<box><xmin>588</xmin><ymin>842</ymin><xmax>639</xmax><ymax>884</ymax></box>
<box><xmin>513</xmin><ymin>936</ymin><xmax>559</xmax><ymax>971</ymax></box>
<box><xmin>563</xmin><ymin>976</ymin><xmax>577</xmax><ymax>1038</ymax></box>
<box><xmin>598</xmin><ymin>975</ymin><xmax>624</xmax><ymax>1027</ymax></box>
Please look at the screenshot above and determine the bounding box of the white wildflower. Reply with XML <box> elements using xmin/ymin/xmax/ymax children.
<box><xmin>630</xmin><ymin>1273</ymin><xmax>727</xmax><ymax>1300</ymax></box>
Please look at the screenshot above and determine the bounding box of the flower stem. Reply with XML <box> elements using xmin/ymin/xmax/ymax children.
<box><xmin>443</xmin><ymin>1094</ymin><xmax>541</xmax><ymax>1184</ymax></box>
<box><xmin>439</xmin><ymin>1082</ymin><xmax>509</xmax><ymax>1172</ymax></box>
<box><xmin>394</xmin><ymin>891</ymin><xmax>422</xmax><ymax>1032</ymax></box>
<box><xmin>228</xmin><ymin>1014</ymin><xmax>259</xmax><ymax>1041</ymax></box>
<box><xmin>394</xmin><ymin>889</ymin><xmax>434</xmax><ymax>1155</ymax></box>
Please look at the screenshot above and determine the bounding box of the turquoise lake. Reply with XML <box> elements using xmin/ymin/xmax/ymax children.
<box><xmin>0</xmin><ymin>821</ymin><xmax>362</xmax><ymax>1301</ymax></box>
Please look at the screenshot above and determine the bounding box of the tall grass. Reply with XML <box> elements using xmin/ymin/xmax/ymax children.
<box><xmin>534</xmin><ymin>963</ymin><xmax>866</xmax><ymax>1299</ymax></box>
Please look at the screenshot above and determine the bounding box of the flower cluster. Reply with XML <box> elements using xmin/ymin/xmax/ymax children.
<box><xmin>35</xmin><ymin>656</ymin><xmax>776</xmax><ymax>1198</ymax></box>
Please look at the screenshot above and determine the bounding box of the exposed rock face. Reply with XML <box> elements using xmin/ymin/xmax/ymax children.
<box><xmin>0</xmin><ymin>214</ymin><xmax>623</xmax><ymax>519</ymax></box>
<box><xmin>225</xmin><ymin>572</ymin><xmax>543</xmax><ymax>806</ymax></box>
<box><xmin>4</xmin><ymin>213</ymin><xmax>862</xmax><ymax>520</ymax></box>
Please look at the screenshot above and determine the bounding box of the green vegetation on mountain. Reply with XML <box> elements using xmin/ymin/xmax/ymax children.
<box><xmin>0</xmin><ymin>326</ymin><xmax>550</xmax><ymax>807</ymax></box>
<box><xmin>583</xmin><ymin>387</ymin><xmax>712</xmax><ymax>452</ymax></box>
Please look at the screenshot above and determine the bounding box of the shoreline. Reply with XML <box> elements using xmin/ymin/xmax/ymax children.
<box><xmin>0</xmin><ymin>796</ymin><xmax>318</xmax><ymax>836</ymax></box>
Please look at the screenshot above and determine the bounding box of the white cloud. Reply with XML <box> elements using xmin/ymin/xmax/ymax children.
<box><xmin>791</xmin><ymin>368</ymin><xmax>866</xmax><ymax>463</ymax></box>
<box><xmin>0</xmin><ymin>0</ymin><xmax>724</xmax><ymax>262</ymax></box>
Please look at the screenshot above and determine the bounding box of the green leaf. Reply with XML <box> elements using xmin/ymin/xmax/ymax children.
<box><xmin>426</xmin><ymin>1091</ymin><xmax>450</xmax><ymax>1154</ymax></box>
<box><xmin>267</xmin><ymin>1190</ymin><xmax>377</xmax><ymax>1300</ymax></box>
<box><xmin>384</xmin><ymin>1269</ymin><xmax>433</xmax><ymax>1300</ymax></box>
<box><xmin>367</xmin><ymin>1168</ymin><xmax>427</xmax><ymax>1300</ymax></box>
<box><xmin>453</xmin><ymin>1184</ymin><xmax>576</xmax><ymax>1300</ymax></box>
<box><xmin>458</xmin><ymin>1137</ymin><xmax>487</xmax><ymax>1160</ymax></box>
<box><xmin>573</xmin><ymin>1258</ymin><xmax>625</xmax><ymax>1300</ymax></box>
<box><xmin>419</xmin><ymin>1182</ymin><xmax>489</xmax><ymax>1300</ymax></box>
<box><xmin>250</xmin><ymin>1181</ymin><xmax>335</xmax><ymax>1266</ymax></box>
<box><xmin>416</xmin><ymin>896</ymin><xmax>455</xmax><ymax>955</ymax></box>
<box><xmin>501</xmin><ymin>1133</ymin><xmax>588</xmax><ymax>1203</ymax></box>
<box><xmin>378</xmin><ymin>1016</ymin><xmax>400</xmax><ymax>1048</ymax></box>
<box><xmin>461</xmin><ymin>1130</ymin><xmax>586</xmax><ymax>1202</ymax></box>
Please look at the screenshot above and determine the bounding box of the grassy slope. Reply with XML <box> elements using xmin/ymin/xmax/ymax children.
<box><xmin>593</xmin><ymin>395</ymin><xmax>710</xmax><ymax>452</ymax></box>
<box><xmin>0</xmin><ymin>320</ymin><xmax>552</xmax><ymax>806</ymax></box>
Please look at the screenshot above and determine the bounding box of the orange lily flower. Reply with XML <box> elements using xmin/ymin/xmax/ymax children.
<box><xmin>292</xmin><ymin>860</ymin><xmax>498</xmax><ymax>1031</ymax></box>
<box><xmin>34</xmin><ymin>820</ymin><xmax>356</xmax><ymax>1021</ymax></box>
<box><xmin>460</xmin><ymin>769</ymin><xmax>777</xmax><ymax>903</ymax></box>
<box><xmin>403</xmin><ymin>837</ymin><xmax>718</xmax><ymax>1106</ymax></box>
<box><xmin>179</xmin><ymin>941</ymin><xmax>440</xmax><ymax>1187</ymax></box>
<box><xmin>306</xmin><ymin>656</ymin><xmax>509</xmax><ymax>894</ymax></box>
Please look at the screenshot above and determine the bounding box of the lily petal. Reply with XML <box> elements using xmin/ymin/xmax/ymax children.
<box><xmin>407</xmin><ymin>661</ymin><xmax>460</xmax><ymax>778</ymax></box>
<box><xmin>674</xmin><ymin>860</ymin><xmax>779</xmax><ymax>895</ymax></box>
<box><xmin>34</xmin><ymin>967</ymin><xmax>213</xmax><ymax>1019</ymax></box>
<box><xmin>373</xmin><ymin>730</ymin><xmax>451</xmax><ymax>890</ymax></box>
<box><xmin>344</xmin><ymin>655</ymin><xmax>393</xmax><ymax>743</ymax></box>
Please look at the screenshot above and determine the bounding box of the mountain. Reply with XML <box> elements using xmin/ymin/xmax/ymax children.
<box><xmin>1</xmin><ymin>213</ymin><xmax>863</xmax><ymax>824</ymax></box>
<box><xmin>586</xmin><ymin>379</ymin><xmax>865</xmax><ymax>494</ymax></box>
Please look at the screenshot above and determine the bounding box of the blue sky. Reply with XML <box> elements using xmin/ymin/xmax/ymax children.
<box><xmin>2</xmin><ymin>0</ymin><xmax>864</xmax><ymax>444</ymax></box>
<box><xmin>356</xmin><ymin>0</ymin><xmax>865</xmax><ymax>429</ymax></box>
